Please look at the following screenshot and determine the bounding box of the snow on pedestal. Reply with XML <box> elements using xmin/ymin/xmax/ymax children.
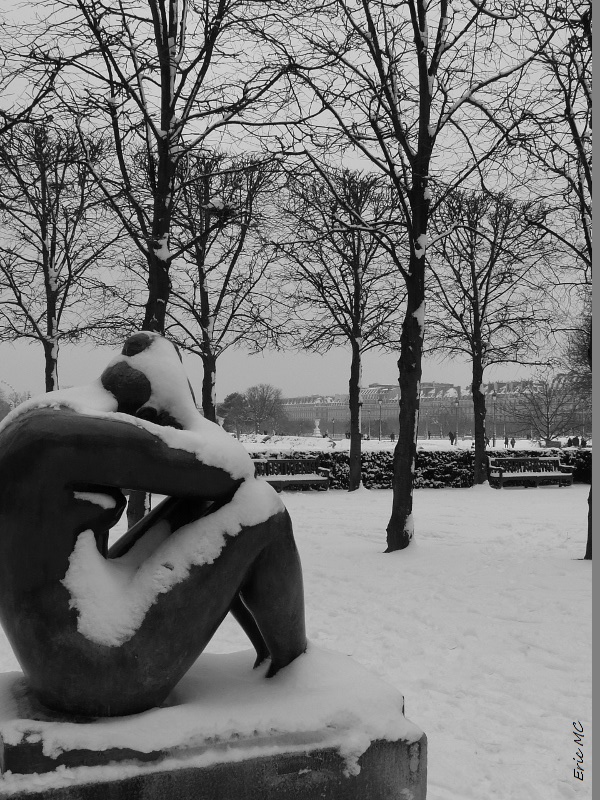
<box><xmin>0</xmin><ymin>645</ymin><xmax>426</xmax><ymax>800</ymax></box>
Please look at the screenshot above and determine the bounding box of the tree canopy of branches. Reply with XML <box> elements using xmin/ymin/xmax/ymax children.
<box><xmin>255</xmin><ymin>0</ymin><xmax>553</xmax><ymax>549</ymax></box>
<box><xmin>0</xmin><ymin>122</ymin><xmax>125</xmax><ymax>391</ymax></box>
<box><xmin>427</xmin><ymin>188</ymin><xmax>551</xmax><ymax>482</ymax></box>
<box><xmin>514</xmin><ymin>1</ymin><xmax>591</xmax><ymax>285</ymax></box>
<box><xmin>562</xmin><ymin>296</ymin><xmax>591</xmax><ymax>394</ymax></box>
<box><xmin>25</xmin><ymin>0</ymin><xmax>285</xmax><ymax>336</ymax></box>
<box><xmin>244</xmin><ymin>384</ymin><xmax>286</xmax><ymax>434</ymax></box>
<box><xmin>508</xmin><ymin>373</ymin><xmax>589</xmax><ymax>447</ymax></box>
<box><xmin>276</xmin><ymin>166</ymin><xmax>405</xmax><ymax>490</ymax></box>
<box><xmin>0</xmin><ymin>17</ymin><xmax>61</xmax><ymax>137</ymax></box>
<box><xmin>508</xmin><ymin>0</ymin><xmax>591</xmax><ymax>559</ymax></box>
<box><xmin>167</xmin><ymin>151</ymin><xmax>281</xmax><ymax>421</ymax></box>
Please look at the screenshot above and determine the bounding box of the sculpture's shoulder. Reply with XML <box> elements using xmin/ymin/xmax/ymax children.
<box><xmin>0</xmin><ymin>404</ymin><xmax>81</xmax><ymax>461</ymax></box>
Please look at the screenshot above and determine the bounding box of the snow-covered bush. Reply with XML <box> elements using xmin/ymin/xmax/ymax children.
<box><xmin>249</xmin><ymin>448</ymin><xmax>592</xmax><ymax>489</ymax></box>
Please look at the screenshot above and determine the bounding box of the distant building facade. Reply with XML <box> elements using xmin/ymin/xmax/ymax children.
<box><xmin>282</xmin><ymin>379</ymin><xmax>592</xmax><ymax>440</ymax></box>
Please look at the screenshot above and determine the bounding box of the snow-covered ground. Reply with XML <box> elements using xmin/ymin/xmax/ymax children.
<box><xmin>0</xmin><ymin>483</ymin><xmax>591</xmax><ymax>799</ymax></box>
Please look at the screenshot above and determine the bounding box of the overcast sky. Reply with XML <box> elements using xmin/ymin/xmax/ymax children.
<box><xmin>0</xmin><ymin>339</ymin><xmax>536</xmax><ymax>402</ymax></box>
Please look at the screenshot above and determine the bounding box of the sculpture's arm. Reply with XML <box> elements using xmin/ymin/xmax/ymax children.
<box><xmin>0</xmin><ymin>406</ymin><xmax>242</xmax><ymax>500</ymax></box>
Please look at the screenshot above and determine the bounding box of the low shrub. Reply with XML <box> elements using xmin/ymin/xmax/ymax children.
<box><xmin>250</xmin><ymin>447</ymin><xmax>591</xmax><ymax>489</ymax></box>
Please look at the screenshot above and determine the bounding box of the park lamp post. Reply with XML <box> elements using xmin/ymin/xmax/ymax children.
<box><xmin>454</xmin><ymin>398</ymin><xmax>460</xmax><ymax>441</ymax></box>
<box><xmin>332</xmin><ymin>418</ymin><xmax>335</xmax><ymax>439</ymax></box>
<box><xmin>492</xmin><ymin>390</ymin><xmax>497</xmax><ymax>447</ymax></box>
<box><xmin>378</xmin><ymin>397</ymin><xmax>383</xmax><ymax>440</ymax></box>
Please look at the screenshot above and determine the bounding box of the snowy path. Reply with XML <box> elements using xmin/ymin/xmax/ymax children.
<box><xmin>0</xmin><ymin>484</ymin><xmax>591</xmax><ymax>799</ymax></box>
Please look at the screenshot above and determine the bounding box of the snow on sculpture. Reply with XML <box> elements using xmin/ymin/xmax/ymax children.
<box><xmin>0</xmin><ymin>332</ymin><xmax>307</xmax><ymax>717</ymax></box>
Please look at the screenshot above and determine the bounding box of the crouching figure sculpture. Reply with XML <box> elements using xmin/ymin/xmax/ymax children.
<box><xmin>0</xmin><ymin>333</ymin><xmax>306</xmax><ymax>717</ymax></box>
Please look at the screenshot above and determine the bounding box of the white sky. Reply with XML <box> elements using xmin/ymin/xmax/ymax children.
<box><xmin>0</xmin><ymin>339</ymin><xmax>536</xmax><ymax>400</ymax></box>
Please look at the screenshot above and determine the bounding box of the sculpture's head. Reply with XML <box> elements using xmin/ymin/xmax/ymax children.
<box><xmin>100</xmin><ymin>332</ymin><xmax>197</xmax><ymax>429</ymax></box>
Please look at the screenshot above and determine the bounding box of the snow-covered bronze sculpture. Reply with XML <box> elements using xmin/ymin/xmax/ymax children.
<box><xmin>0</xmin><ymin>333</ymin><xmax>306</xmax><ymax>717</ymax></box>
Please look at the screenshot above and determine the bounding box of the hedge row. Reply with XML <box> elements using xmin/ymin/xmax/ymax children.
<box><xmin>253</xmin><ymin>448</ymin><xmax>591</xmax><ymax>490</ymax></box>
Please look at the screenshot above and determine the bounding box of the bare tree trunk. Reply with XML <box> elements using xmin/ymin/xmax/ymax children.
<box><xmin>126</xmin><ymin>490</ymin><xmax>151</xmax><ymax>530</ymax></box>
<box><xmin>42</xmin><ymin>338</ymin><xmax>59</xmax><ymax>393</ymax></box>
<box><xmin>143</xmin><ymin>252</ymin><xmax>171</xmax><ymax>332</ymax></box>
<box><xmin>348</xmin><ymin>339</ymin><xmax>362</xmax><ymax>491</ymax></box>
<box><xmin>386</xmin><ymin>265</ymin><xmax>424</xmax><ymax>551</ymax></box>
<box><xmin>584</xmin><ymin>325</ymin><xmax>591</xmax><ymax>559</ymax></box>
<box><xmin>471</xmin><ymin>355</ymin><xmax>487</xmax><ymax>484</ymax></box>
<box><xmin>201</xmin><ymin>351</ymin><xmax>217</xmax><ymax>422</ymax></box>
<box><xmin>584</xmin><ymin>489</ymin><xmax>591</xmax><ymax>560</ymax></box>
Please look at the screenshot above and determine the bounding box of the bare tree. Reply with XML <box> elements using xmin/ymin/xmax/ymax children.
<box><xmin>255</xmin><ymin>0</ymin><xmax>553</xmax><ymax>548</ymax></box>
<box><xmin>272</xmin><ymin>0</ymin><xmax>552</xmax><ymax>552</ymax></box>
<box><xmin>244</xmin><ymin>384</ymin><xmax>286</xmax><ymax>434</ymax></box>
<box><xmin>167</xmin><ymin>151</ymin><xmax>280</xmax><ymax>421</ymax></box>
<box><xmin>21</xmin><ymin>0</ymin><xmax>287</xmax><ymax>525</ymax></box>
<box><xmin>507</xmin><ymin>374</ymin><xmax>589</xmax><ymax>446</ymax></box>
<box><xmin>427</xmin><ymin>188</ymin><xmax>551</xmax><ymax>482</ymax></box>
<box><xmin>24</xmin><ymin>0</ymin><xmax>286</xmax><ymax>335</ymax></box>
<box><xmin>510</xmin><ymin>0</ymin><xmax>591</xmax><ymax>558</ymax></box>
<box><xmin>0</xmin><ymin>122</ymin><xmax>126</xmax><ymax>390</ymax></box>
<box><xmin>275</xmin><ymin>166</ymin><xmax>405</xmax><ymax>490</ymax></box>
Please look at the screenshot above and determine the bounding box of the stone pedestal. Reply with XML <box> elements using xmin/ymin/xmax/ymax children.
<box><xmin>0</xmin><ymin>648</ymin><xmax>427</xmax><ymax>799</ymax></box>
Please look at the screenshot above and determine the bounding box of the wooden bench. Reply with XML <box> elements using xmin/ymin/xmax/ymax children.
<box><xmin>487</xmin><ymin>456</ymin><xmax>574</xmax><ymax>489</ymax></box>
<box><xmin>251</xmin><ymin>457</ymin><xmax>331</xmax><ymax>492</ymax></box>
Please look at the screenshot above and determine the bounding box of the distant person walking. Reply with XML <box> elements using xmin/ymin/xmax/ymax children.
<box><xmin>448</xmin><ymin>431</ymin><xmax>455</xmax><ymax>446</ymax></box>
<box><xmin>572</xmin><ymin>435</ymin><xmax>580</xmax><ymax>447</ymax></box>
<box><xmin>504</xmin><ymin>435</ymin><xmax>509</xmax><ymax>448</ymax></box>
<box><xmin>510</xmin><ymin>437</ymin><xmax>516</xmax><ymax>448</ymax></box>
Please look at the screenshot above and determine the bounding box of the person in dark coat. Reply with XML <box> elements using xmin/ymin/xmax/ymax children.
<box><xmin>510</xmin><ymin>437</ymin><xmax>516</xmax><ymax>448</ymax></box>
<box><xmin>448</xmin><ymin>431</ymin><xmax>455</xmax><ymax>445</ymax></box>
<box><xmin>504</xmin><ymin>435</ymin><xmax>509</xmax><ymax>448</ymax></box>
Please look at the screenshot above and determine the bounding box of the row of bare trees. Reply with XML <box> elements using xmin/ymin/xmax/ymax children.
<box><xmin>0</xmin><ymin>0</ymin><xmax>591</xmax><ymax>557</ymax></box>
